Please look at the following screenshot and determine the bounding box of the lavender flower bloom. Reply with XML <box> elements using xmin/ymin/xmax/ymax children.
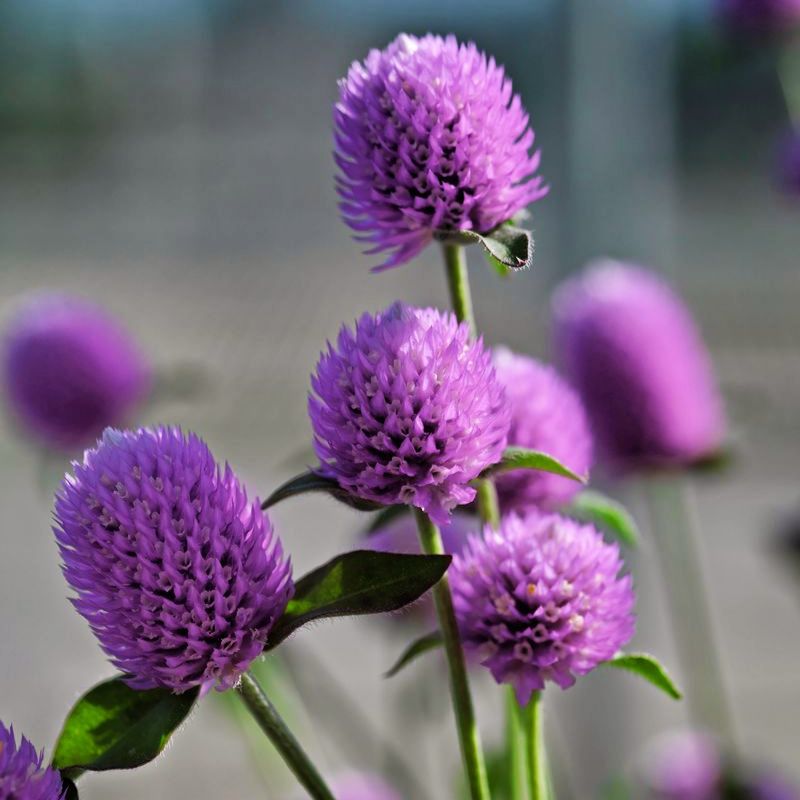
<box><xmin>493</xmin><ymin>348</ymin><xmax>592</xmax><ymax>512</ymax></box>
<box><xmin>776</xmin><ymin>129</ymin><xmax>800</xmax><ymax>197</ymax></box>
<box><xmin>55</xmin><ymin>426</ymin><xmax>293</xmax><ymax>693</ymax></box>
<box><xmin>332</xmin><ymin>774</ymin><xmax>403</xmax><ymax>800</ymax></box>
<box><xmin>450</xmin><ymin>510</ymin><xmax>635</xmax><ymax>704</ymax></box>
<box><xmin>0</xmin><ymin>722</ymin><xmax>64</xmax><ymax>800</ymax></box>
<box><xmin>3</xmin><ymin>293</ymin><xmax>151</xmax><ymax>451</ymax></box>
<box><xmin>716</xmin><ymin>0</ymin><xmax>800</xmax><ymax>34</ymax></box>
<box><xmin>334</xmin><ymin>33</ymin><xmax>548</xmax><ymax>270</ymax></box>
<box><xmin>309</xmin><ymin>303</ymin><xmax>509</xmax><ymax>524</ymax></box>
<box><xmin>641</xmin><ymin>730</ymin><xmax>723</xmax><ymax>800</ymax></box>
<box><xmin>552</xmin><ymin>261</ymin><xmax>725</xmax><ymax>472</ymax></box>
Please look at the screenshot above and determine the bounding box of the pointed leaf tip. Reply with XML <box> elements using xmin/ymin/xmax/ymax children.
<box><xmin>433</xmin><ymin>223</ymin><xmax>534</xmax><ymax>272</ymax></box>
<box><xmin>266</xmin><ymin>550</ymin><xmax>451</xmax><ymax>650</ymax></box>
<box><xmin>53</xmin><ymin>678</ymin><xmax>198</xmax><ymax>772</ymax></box>
<box><xmin>605</xmin><ymin>652</ymin><xmax>682</xmax><ymax>700</ymax></box>
<box><xmin>384</xmin><ymin>631</ymin><xmax>443</xmax><ymax>678</ymax></box>
<box><xmin>567</xmin><ymin>490</ymin><xmax>640</xmax><ymax>548</ymax></box>
<box><xmin>261</xmin><ymin>470</ymin><xmax>383</xmax><ymax>512</ymax></box>
<box><xmin>480</xmin><ymin>447</ymin><xmax>587</xmax><ymax>483</ymax></box>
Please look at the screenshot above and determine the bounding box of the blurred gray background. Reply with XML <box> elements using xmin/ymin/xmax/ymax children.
<box><xmin>1</xmin><ymin>1</ymin><xmax>798</xmax><ymax>798</ymax></box>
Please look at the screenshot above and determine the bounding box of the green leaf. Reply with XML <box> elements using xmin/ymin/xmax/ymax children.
<box><xmin>365</xmin><ymin>504</ymin><xmax>411</xmax><ymax>534</ymax></box>
<box><xmin>60</xmin><ymin>775</ymin><xmax>80</xmax><ymax>800</ymax></box>
<box><xmin>384</xmin><ymin>631</ymin><xmax>443</xmax><ymax>678</ymax></box>
<box><xmin>261</xmin><ymin>471</ymin><xmax>382</xmax><ymax>512</ymax></box>
<box><xmin>566</xmin><ymin>490</ymin><xmax>640</xmax><ymax>548</ymax></box>
<box><xmin>53</xmin><ymin>677</ymin><xmax>199</xmax><ymax>772</ymax></box>
<box><xmin>480</xmin><ymin>446</ymin><xmax>587</xmax><ymax>484</ymax></box>
<box><xmin>434</xmin><ymin>224</ymin><xmax>534</xmax><ymax>270</ymax></box>
<box><xmin>604</xmin><ymin>652</ymin><xmax>682</xmax><ymax>700</ymax></box>
<box><xmin>267</xmin><ymin>550</ymin><xmax>451</xmax><ymax>650</ymax></box>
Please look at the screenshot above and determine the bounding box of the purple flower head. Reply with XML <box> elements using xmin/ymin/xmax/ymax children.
<box><xmin>309</xmin><ymin>302</ymin><xmax>509</xmax><ymax>524</ymax></box>
<box><xmin>0</xmin><ymin>722</ymin><xmax>64</xmax><ymax>800</ymax></box>
<box><xmin>776</xmin><ymin>129</ymin><xmax>800</xmax><ymax>197</ymax></box>
<box><xmin>716</xmin><ymin>0</ymin><xmax>800</xmax><ymax>34</ymax></box>
<box><xmin>55</xmin><ymin>426</ymin><xmax>294</xmax><ymax>693</ymax></box>
<box><xmin>3</xmin><ymin>293</ymin><xmax>151</xmax><ymax>451</ymax></box>
<box><xmin>552</xmin><ymin>261</ymin><xmax>725</xmax><ymax>472</ymax></box>
<box><xmin>641</xmin><ymin>730</ymin><xmax>723</xmax><ymax>800</ymax></box>
<box><xmin>493</xmin><ymin>348</ymin><xmax>592</xmax><ymax>512</ymax></box>
<box><xmin>334</xmin><ymin>33</ymin><xmax>548</xmax><ymax>270</ymax></box>
<box><xmin>450</xmin><ymin>509</ymin><xmax>635</xmax><ymax>704</ymax></box>
<box><xmin>332</xmin><ymin>774</ymin><xmax>403</xmax><ymax>800</ymax></box>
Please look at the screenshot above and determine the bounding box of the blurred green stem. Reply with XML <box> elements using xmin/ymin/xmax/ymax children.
<box><xmin>506</xmin><ymin>688</ymin><xmax>529</xmax><ymax>800</ymax></box>
<box><xmin>414</xmin><ymin>508</ymin><xmax>491</xmax><ymax>800</ymax></box>
<box><xmin>644</xmin><ymin>473</ymin><xmax>736</xmax><ymax>746</ymax></box>
<box><xmin>525</xmin><ymin>692</ymin><xmax>549</xmax><ymax>800</ymax></box>
<box><xmin>236</xmin><ymin>671</ymin><xmax>334</xmax><ymax>800</ymax></box>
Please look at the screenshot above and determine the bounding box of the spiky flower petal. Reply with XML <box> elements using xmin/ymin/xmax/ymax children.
<box><xmin>450</xmin><ymin>510</ymin><xmax>635</xmax><ymax>704</ymax></box>
<box><xmin>309</xmin><ymin>303</ymin><xmax>509</xmax><ymax>524</ymax></box>
<box><xmin>3</xmin><ymin>293</ymin><xmax>151</xmax><ymax>451</ymax></box>
<box><xmin>493</xmin><ymin>348</ymin><xmax>592</xmax><ymax>512</ymax></box>
<box><xmin>55</xmin><ymin>426</ymin><xmax>293</xmax><ymax>693</ymax></box>
<box><xmin>552</xmin><ymin>261</ymin><xmax>725</xmax><ymax>471</ymax></box>
<box><xmin>334</xmin><ymin>33</ymin><xmax>548</xmax><ymax>270</ymax></box>
<box><xmin>0</xmin><ymin>722</ymin><xmax>64</xmax><ymax>800</ymax></box>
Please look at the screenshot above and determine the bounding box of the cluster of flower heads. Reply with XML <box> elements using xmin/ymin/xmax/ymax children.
<box><xmin>492</xmin><ymin>348</ymin><xmax>592</xmax><ymax>512</ymax></box>
<box><xmin>334</xmin><ymin>33</ymin><xmax>547</xmax><ymax>270</ymax></box>
<box><xmin>55</xmin><ymin>426</ymin><xmax>294</xmax><ymax>693</ymax></box>
<box><xmin>450</xmin><ymin>509</ymin><xmax>635</xmax><ymax>704</ymax></box>
<box><xmin>552</xmin><ymin>260</ymin><xmax>725</xmax><ymax>472</ymax></box>
<box><xmin>0</xmin><ymin>723</ymin><xmax>64</xmax><ymax>800</ymax></box>
<box><xmin>3</xmin><ymin>293</ymin><xmax>151</xmax><ymax>451</ymax></box>
<box><xmin>310</xmin><ymin>302</ymin><xmax>509</xmax><ymax>524</ymax></box>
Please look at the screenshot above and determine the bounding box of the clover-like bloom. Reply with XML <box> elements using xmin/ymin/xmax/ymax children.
<box><xmin>493</xmin><ymin>348</ymin><xmax>592</xmax><ymax>512</ymax></box>
<box><xmin>450</xmin><ymin>510</ymin><xmax>635</xmax><ymax>704</ymax></box>
<box><xmin>717</xmin><ymin>0</ymin><xmax>800</xmax><ymax>33</ymax></box>
<box><xmin>55</xmin><ymin>426</ymin><xmax>294</xmax><ymax>693</ymax></box>
<box><xmin>552</xmin><ymin>261</ymin><xmax>725</xmax><ymax>472</ymax></box>
<box><xmin>3</xmin><ymin>293</ymin><xmax>151</xmax><ymax>451</ymax></box>
<box><xmin>334</xmin><ymin>33</ymin><xmax>548</xmax><ymax>270</ymax></box>
<box><xmin>777</xmin><ymin>129</ymin><xmax>800</xmax><ymax>196</ymax></box>
<box><xmin>310</xmin><ymin>303</ymin><xmax>509</xmax><ymax>524</ymax></box>
<box><xmin>0</xmin><ymin>722</ymin><xmax>64</xmax><ymax>800</ymax></box>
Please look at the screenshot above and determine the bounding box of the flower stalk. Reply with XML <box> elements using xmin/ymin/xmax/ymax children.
<box><xmin>236</xmin><ymin>670</ymin><xmax>335</xmax><ymax>800</ymax></box>
<box><xmin>526</xmin><ymin>692</ymin><xmax>549</xmax><ymax>800</ymax></box>
<box><xmin>414</xmin><ymin>508</ymin><xmax>491</xmax><ymax>800</ymax></box>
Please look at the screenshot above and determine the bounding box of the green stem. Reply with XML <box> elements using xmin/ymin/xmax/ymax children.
<box><xmin>443</xmin><ymin>242</ymin><xmax>477</xmax><ymax>338</ymax></box>
<box><xmin>644</xmin><ymin>473</ymin><xmax>736</xmax><ymax>747</ymax></box>
<box><xmin>476</xmin><ymin>479</ymin><xmax>501</xmax><ymax>530</ymax></box>
<box><xmin>414</xmin><ymin>508</ymin><xmax>491</xmax><ymax>800</ymax></box>
<box><xmin>526</xmin><ymin>692</ymin><xmax>548</xmax><ymax>800</ymax></box>
<box><xmin>236</xmin><ymin>671</ymin><xmax>335</xmax><ymax>800</ymax></box>
<box><xmin>506</xmin><ymin>688</ymin><xmax>529</xmax><ymax>800</ymax></box>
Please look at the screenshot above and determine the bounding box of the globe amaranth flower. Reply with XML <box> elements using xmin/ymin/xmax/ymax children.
<box><xmin>552</xmin><ymin>260</ymin><xmax>725</xmax><ymax>472</ymax></box>
<box><xmin>309</xmin><ymin>302</ymin><xmax>509</xmax><ymax>524</ymax></box>
<box><xmin>716</xmin><ymin>0</ymin><xmax>800</xmax><ymax>34</ymax></box>
<box><xmin>3</xmin><ymin>293</ymin><xmax>151</xmax><ymax>451</ymax></box>
<box><xmin>493</xmin><ymin>348</ymin><xmax>592</xmax><ymax>513</ymax></box>
<box><xmin>334</xmin><ymin>33</ymin><xmax>548</xmax><ymax>270</ymax></box>
<box><xmin>55</xmin><ymin>426</ymin><xmax>294</xmax><ymax>693</ymax></box>
<box><xmin>332</xmin><ymin>774</ymin><xmax>403</xmax><ymax>800</ymax></box>
<box><xmin>450</xmin><ymin>509</ymin><xmax>635</xmax><ymax>704</ymax></box>
<box><xmin>776</xmin><ymin>129</ymin><xmax>800</xmax><ymax>197</ymax></box>
<box><xmin>0</xmin><ymin>722</ymin><xmax>64</xmax><ymax>800</ymax></box>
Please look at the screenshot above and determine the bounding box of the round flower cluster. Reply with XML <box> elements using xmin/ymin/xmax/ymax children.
<box><xmin>493</xmin><ymin>348</ymin><xmax>592</xmax><ymax>512</ymax></box>
<box><xmin>309</xmin><ymin>302</ymin><xmax>509</xmax><ymax>524</ymax></box>
<box><xmin>334</xmin><ymin>33</ymin><xmax>548</xmax><ymax>270</ymax></box>
<box><xmin>55</xmin><ymin>426</ymin><xmax>294</xmax><ymax>693</ymax></box>
<box><xmin>552</xmin><ymin>260</ymin><xmax>725</xmax><ymax>471</ymax></box>
<box><xmin>3</xmin><ymin>293</ymin><xmax>151</xmax><ymax>451</ymax></box>
<box><xmin>450</xmin><ymin>509</ymin><xmax>635</xmax><ymax>704</ymax></box>
<box><xmin>0</xmin><ymin>722</ymin><xmax>64</xmax><ymax>800</ymax></box>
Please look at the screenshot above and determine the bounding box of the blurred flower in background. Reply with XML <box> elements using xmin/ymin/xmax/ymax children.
<box><xmin>0</xmin><ymin>721</ymin><xmax>64</xmax><ymax>800</ymax></box>
<box><xmin>492</xmin><ymin>347</ymin><xmax>592</xmax><ymax>513</ymax></box>
<box><xmin>716</xmin><ymin>0</ymin><xmax>800</xmax><ymax>35</ymax></box>
<box><xmin>776</xmin><ymin>128</ymin><xmax>800</xmax><ymax>195</ymax></box>
<box><xmin>3</xmin><ymin>293</ymin><xmax>151</xmax><ymax>451</ymax></box>
<box><xmin>551</xmin><ymin>260</ymin><xmax>726</xmax><ymax>473</ymax></box>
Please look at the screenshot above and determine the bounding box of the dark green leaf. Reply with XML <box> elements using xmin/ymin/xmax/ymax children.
<box><xmin>480</xmin><ymin>446</ymin><xmax>587</xmax><ymax>484</ymax></box>
<box><xmin>365</xmin><ymin>505</ymin><xmax>411</xmax><ymax>534</ymax></box>
<box><xmin>261</xmin><ymin>471</ymin><xmax>382</xmax><ymax>512</ymax></box>
<box><xmin>434</xmin><ymin>225</ymin><xmax>533</xmax><ymax>270</ymax></box>
<box><xmin>604</xmin><ymin>652</ymin><xmax>682</xmax><ymax>700</ymax></box>
<box><xmin>567</xmin><ymin>490</ymin><xmax>640</xmax><ymax>548</ymax></box>
<box><xmin>384</xmin><ymin>631</ymin><xmax>443</xmax><ymax>678</ymax></box>
<box><xmin>267</xmin><ymin>551</ymin><xmax>451</xmax><ymax>650</ymax></box>
<box><xmin>483</xmin><ymin>250</ymin><xmax>513</xmax><ymax>279</ymax></box>
<box><xmin>60</xmin><ymin>775</ymin><xmax>80</xmax><ymax>800</ymax></box>
<box><xmin>53</xmin><ymin>677</ymin><xmax>199</xmax><ymax>772</ymax></box>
